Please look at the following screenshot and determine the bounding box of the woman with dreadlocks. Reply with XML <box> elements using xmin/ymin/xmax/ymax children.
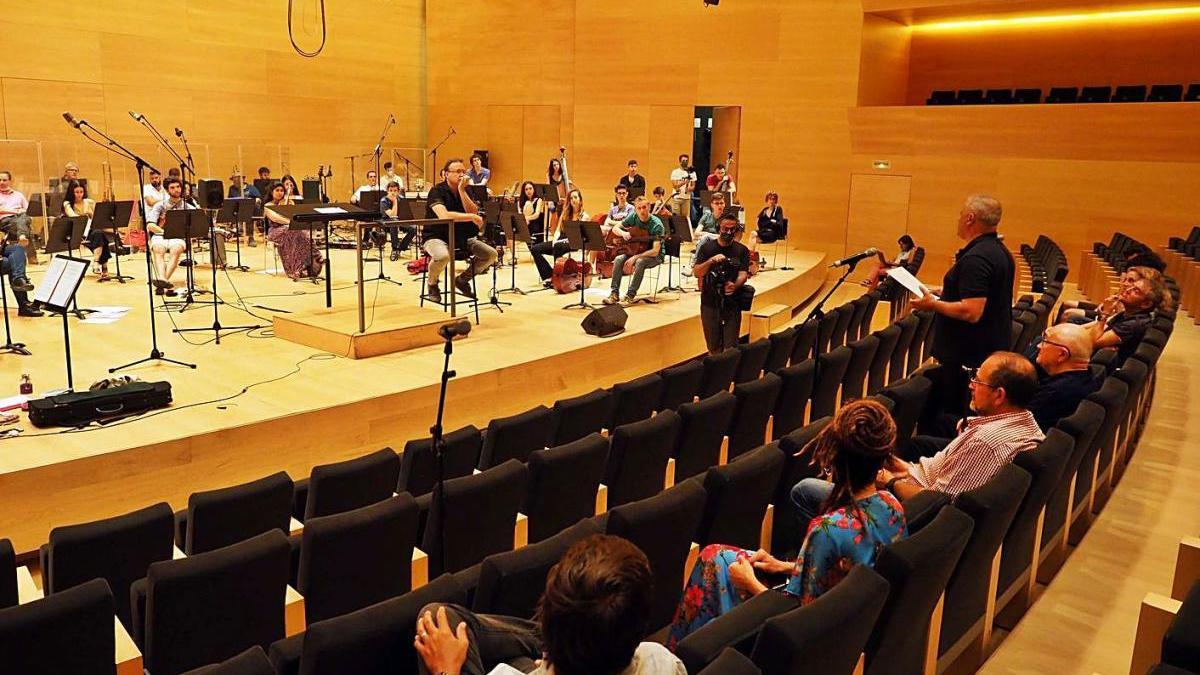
<box><xmin>666</xmin><ymin>399</ymin><xmax>908</xmax><ymax>649</ymax></box>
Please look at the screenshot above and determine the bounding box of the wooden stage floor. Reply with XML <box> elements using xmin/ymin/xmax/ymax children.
<box><xmin>0</xmin><ymin>241</ymin><xmax>827</xmax><ymax>553</ymax></box>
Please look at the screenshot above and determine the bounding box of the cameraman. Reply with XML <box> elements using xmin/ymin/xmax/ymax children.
<box><xmin>693</xmin><ymin>213</ymin><xmax>750</xmax><ymax>355</ymax></box>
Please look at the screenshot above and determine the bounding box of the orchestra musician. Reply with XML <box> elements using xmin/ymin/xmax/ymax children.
<box><xmin>756</xmin><ymin>192</ymin><xmax>784</xmax><ymax>241</ymax></box>
<box><xmin>381</xmin><ymin>162</ymin><xmax>405</xmax><ymax>192</ymax></box>
<box><xmin>532</xmin><ymin>188</ymin><xmax>587</xmax><ymax>288</ymax></box>
<box><xmin>351</xmin><ymin>170</ymin><xmax>379</xmax><ymax>205</ymax></box>
<box><xmin>145</xmin><ymin>177</ymin><xmax>195</xmax><ymax>295</ymax></box>
<box><xmin>618</xmin><ymin>159</ymin><xmax>646</xmax><ymax>192</ymax></box>
<box><xmin>590</xmin><ymin>185</ymin><xmax>635</xmax><ymax>270</ymax></box>
<box><xmin>604</xmin><ymin>196</ymin><xmax>664</xmax><ymax>306</ymax></box>
<box><xmin>380</xmin><ymin>181</ymin><xmax>416</xmax><ymax>261</ymax></box>
<box><xmin>651</xmin><ymin>186</ymin><xmax>673</xmax><ymax>217</ymax></box>
<box><xmin>63</xmin><ymin>180</ymin><xmax>111</xmax><ymax>280</ymax></box>
<box><xmin>263</xmin><ymin>181</ymin><xmax>323</xmax><ymax>281</ymax></box>
<box><xmin>280</xmin><ymin>174</ymin><xmax>303</xmax><ymax>203</ymax></box>
<box><xmin>518</xmin><ymin>180</ymin><xmax>546</xmax><ymax>241</ymax></box>
<box><xmin>422</xmin><ymin>158</ymin><xmax>498</xmax><ymax>304</ymax></box>
<box><xmin>669</xmin><ymin>154</ymin><xmax>697</xmax><ymax>225</ymax></box>
<box><xmin>467</xmin><ymin>154</ymin><xmax>491</xmax><ymax>186</ymax></box>
<box><xmin>706</xmin><ymin>162</ymin><xmax>736</xmax><ymax>195</ymax></box>
<box><xmin>686</xmin><ymin>192</ymin><xmax>728</xmax><ymax>274</ymax></box>
<box><xmin>0</xmin><ymin>170</ymin><xmax>36</xmax><ymax>264</ymax></box>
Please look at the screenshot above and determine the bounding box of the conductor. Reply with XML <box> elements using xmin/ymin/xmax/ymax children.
<box><xmin>423</xmin><ymin>158</ymin><xmax>498</xmax><ymax>304</ymax></box>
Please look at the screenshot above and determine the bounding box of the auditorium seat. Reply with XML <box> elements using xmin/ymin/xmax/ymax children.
<box><xmin>750</xmin><ymin>565</ymin><xmax>889</xmax><ymax>675</ymax></box>
<box><xmin>764</xmin><ymin>325</ymin><xmax>798</xmax><ymax>373</ymax></box>
<box><xmin>397</xmin><ymin>424</ymin><xmax>481</xmax><ymax>498</ymax></box>
<box><xmin>1012</xmin><ymin>309</ymin><xmax>1039</xmax><ymax>354</ymax></box>
<box><xmin>39</xmin><ymin>501</ymin><xmax>174</xmax><ymax>629</ymax></box>
<box><xmin>867</xmin><ymin>324</ymin><xmax>901</xmax><ymax>394</ymax></box>
<box><xmin>1070</xmin><ymin>378</ymin><xmax>1128</xmax><ymax>543</ymax></box>
<box><xmin>268</xmin><ymin>573</ymin><xmax>465</xmax><ymax>675</ymax></box>
<box><xmin>926</xmin><ymin>90</ymin><xmax>955</xmax><ymax>105</ymax></box>
<box><xmin>550</xmin><ymin>389</ymin><xmax>612</xmax><ymax>445</ymax></box>
<box><xmin>809</xmin><ymin>345</ymin><xmax>852</xmax><ymax>421</ymax></box>
<box><xmin>608</xmin><ymin>373</ymin><xmax>665</xmax><ymax>428</ymax></box>
<box><xmin>734</xmin><ymin>338</ymin><xmax>771</xmax><ymax>384</ymax></box>
<box><xmin>0</xmin><ymin>578</ymin><xmax>116</xmax><ymax>675</ymax></box>
<box><xmin>675</xmin><ymin>392</ymin><xmax>737</xmax><ymax>482</ymax></box>
<box><xmin>422</xmin><ymin>459</ymin><xmax>528</xmax><ymax>577</ymax></box>
<box><xmin>908</xmin><ymin>310</ymin><xmax>934</xmax><ymax>374</ymax></box>
<box><xmin>842</xmin><ymin>335</ymin><xmax>880</xmax><ymax>403</ymax></box>
<box><xmin>477</xmin><ymin>405</ymin><xmax>555</xmax><ymax>469</ymax></box>
<box><xmin>699</xmin><ymin>349</ymin><xmax>741</xmax><ymax>398</ymax></box>
<box><xmin>727</xmin><ymin>373</ymin><xmax>782</xmax><ymax>460</ymax></box>
<box><xmin>698</xmin><ymin>648</ymin><xmax>761</xmax><ymax>674</ymax></box>
<box><xmin>1079</xmin><ymin>85</ymin><xmax>1112</xmax><ymax>103</ymax></box>
<box><xmin>939</xmin><ymin>465</ymin><xmax>1031</xmax><ymax>669</ymax></box>
<box><xmin>791</xmin><ymin>316</ymin><xmax>819</xmax><ymax>364</ymax></box>
<box><xmin>865</xmin><ymin>506</ymin><xmax>974</xmax><ymax>675</ymax></box>
<box><xmin>1109</xmin><ymin>358</ymin><xmax>1150</xmax><ymax>485</ymax></box>
<box><xmin>1014</xmin><ymin>88</ymin><xmax>1042</xmax><ymax>104</ymax></box>
<box><xmin>1113</xmin><ymin>84</ymin><xmax>1148</xmax><ymax>102</ymax></box>
<box><xmin>815</xmin><ymin>307</ymin><xmax>840</xmax><ymax>357</ymax></box>
<box><xmin>845</xmin><ymin>294</ymin><xmax>872</xmax><ymax>345</ymax></box>
<box><xmin>996</xmin><ymin>429</ymin><xmax>1072</xmax><ymax>625</ymax></box>
<box><xmin>293</xmin><ymin>448</ymin><xmax>400</xmax><ymax>522</ymax></box>
<box><xmin>176</xmin><ymin>471</ymin><xmax>294</xmax><ymax>555</ymax></box>
<box><xmin>1091</xmin><ymin>347</ymin><xmax>1120</xmax><ymax>376</ymax></box>
<box><xmin>181</xmin><ymin>646</ymin><xmax>274</xmax><ymax>675</ymax></box>
<box><xmin>605</xmin><ymin>480</ymin><xmax>706</xmax><ymax>632</ymax></box>
<box><xmin>772</xmin><ymin>359</ymin><xmax>816</xmax><ymax>440</ymax></box>
<box><xmin>889</xmin><ymin>313</ymin><xmax>919</xmax><ymax>383</ymax></box>
<box><xmin>676</xmin><ymin>586</ymin><xmax>797</xmax><ymax>673</ymax></box>
<box><xmin>135</xmin><ymin>530</ymin><xmax>290</xmax><ymax>675</ymax></box>
<box><xmin>472</xmin><ymin>519</ymin><xmax>601</xmax><ymax>619</ymax></box>
<box><xmin>1046</xmin><ymin>86</ymin><xmax>1079</xmax><ymax>103</ymax></box>
<box><xmin>604</xmin><ymin>410</ymin><xmax>681</xmax><ymax>508</ymax></box>
<box><xmin>523</xmin><ymin>433</ymin><xmax>609</xmax><ymax>542</ymax></box>
<box><xmin>955</xmin><ymin>89</ymin><xmax>984</xmax><ymax>105</ymax></box>
<box><xmin>1039</xmin><ymin>400</ymin><xmax>1104</xmax><ymax>579</ymax></box>
<box><xmin>772</xmin><ymin>417</ymin><xmax>832</xmax><ymax>558</ymax></box>
<box><xmin>1163</xmin><ymin>582</ymin><xmax>1200</xmax><ymax>672</ymax></box>
<box><xmin>860</xmin><ymin>290</ymin><xmax>881</xmax><ymax>340</ymax></box>
<box><xmin>880</xmin><ymin>375</ymin><xmax>932</xmax><ymax>453</ymax></box>
<box><xmin>294</xmin><ymin>495</ymin><xmax>419</xmax><ymax>624</ymax></box>
<box><xmin>658</xmin><ymin>359</ymin><xmax>705</xmax><ymax>411</ymax></box>
<box><xmin>830</xmin><ymin>300</ymin><xmax>855</xmax><ymax>350</ymax></box>
<box><xmin>695</xmin><ymin>444</ymin><xmax>785</xmax><ymax>550</ymax></box>
<box><xmin>984</xmin><ymin>88</ymin><xmax>1014</xmax><ymax>104</ymax></box>
<box><xmin>0</xmin><ymin>538</ymin><xmax>15</xmax><ymax>609</ymax></box>
<box><xmin>1185</xmin><ymin>83</ymin><xmax>1200</xmax><ymax>101</ymax></box>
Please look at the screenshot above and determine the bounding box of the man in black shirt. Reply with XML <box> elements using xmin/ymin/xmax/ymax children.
<box><xmin>618</xmin><ymin>159</ymin><xmax>646</xmax><ymax>193</ymax></box>
<box><xmin>912</xmin><ymin>194</ymin><xmax>1015</xmax><ymax>426</ymax></box>
<box><xmin>693</xmin><ymin>213</ymin><xmax>751</xmax><ymax>354</ymax></box>
<box><xmin>1027</xmin><ymin>323</ymin><xmax>1100</xmax><ymax>431</ymax></box>
<box><xmin>423</xmin><ymin>158</ymin><xmax>498</xmax><ymax>303</ymax></box>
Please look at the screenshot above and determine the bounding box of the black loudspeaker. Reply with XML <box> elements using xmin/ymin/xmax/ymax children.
<box><xmin>302</xmin><ymin>179</ymin><xmax>321</xmax><ymax>202</ymax></box>
<box><xmin>197</xmin><ymin>179</ymin><xmax>224</xmax><ymax>209</ymax></box>
<box><xmin>582</xmin><ymin>305</ymin><xmax>627</xmax><ymax>338</ymax></box>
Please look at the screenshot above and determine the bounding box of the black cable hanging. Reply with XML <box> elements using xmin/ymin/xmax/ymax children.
<box><xmin>288</xmin><ymin>0</ymin><xmax>326</xmax><ymax>58</ymax></box>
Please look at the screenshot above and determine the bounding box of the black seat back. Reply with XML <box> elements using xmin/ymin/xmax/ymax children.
<box><xmin>728</xmin><ymin>373</ymin><xmax>783</xmax><ymax>460</ymax></box>
<box><xmin>890</xmin><ymin>314</ymin><xmax>920</xmax><ymax>383</ymax></box>
<box><xmin>772</xmin><ymin>360</ymin><xmax>816</xmax><ymax>440</ymax></box>
<box><xmin>44</xmin><ymin>502</ymin><xmax>174</xmax><ymax>629</ymax></box>
<box><xmin>772</xmin><ymin>417</ymin><xmax>832</xmax><ymax>558</ymax></box>
<box><xmin>764</xmin><ymin>326</ymin><xmax>798</xmax><ymax>373</ymax></box>
<box><xmin>845</xmin><ymin>295</ymin><xmax>872</xmax><ymax>346</ymax></box>
<box><xmin>791</xmin><ymin>319</ymin><xmax>819</xmax><ymax>364</ymax></box>
<box><xmin>829</xmin><ymin>301</ymin><xmax>855</xmax><ymax>350</ymax></box>
<box><xmin>697</xmin><ymin>444</ymin><xmax>786</xmax><ymax>549</ymax></box>
<box><xmin>185</xmin><ymin>472</ymin><xmax>294</xmax><ymax>555</ymax></box>
<box><xmin>659</xmin><ymin>360</ymin><xmax>705</xmax><ymax>411</ymax></box>
<box><xmin>699</xmin><ymin>349</ymin><xmax>742</xmax><ymax>398</ymax></box>
<box><xmin>473</xmin><ymin>519</ymin><xmax>601</xmax><ymax>619</ymax></box>
<box><xmin>1000</xmin><ymin>429</ymin><xmax>1072</xmax><ymax>595</ymax></box>
<box><xmin>867</xmin><ymin>324</ymin><xmax>901</xmax><ymax>394</ymax></box>
<box><xmin>423</xmin><ymin>460</ymin><xmax>528</xmax><ymax>576</ymax></box>
<box><xmin>398</xmin><ymin>425</ymin><xmax>482</xmax><ymax>498</ymax></box>
<box><xmin>183</xmin><ymin>646</ymin><xmax>274</xmax><ymax>674</ymax></box>
<box><xmin>880</xmin><ymin>375</ymin><xmax>932</xmax><ymax>449</ymax></box>
<box><xmin>0</xmin><ymin>577</ymin><xmax>115</xmax><ymax>675</ymax></box>
<box><xmin>675</xmin><ymin>392</ymin><xmax>737</xmax><ymax>482</ymax></box>
<box><xmin>145</xmin><ymin>531</ymin><xmax>290</xmax><ymax>675</ymax></box>
<box><xmin>815</xmin><ymin>307</ymin><xmax>840</xmax><ymax>356</ymax></box>
<box><xmin>735</xmin><ymin>338</ymin><xmax>772</xmax><ymax>384</ymax></box>
<box><xmin>676</xmin><ymin>587</ymin><xmax>797</xmax><ymax>672</ymax></box>
<box><xmin>1042</xmin><ymin>400</ymin><xmax>1104</xmax><ymax>551</ymax></box>
<box><xmin>699</xmin><ymin>647</ymin><xmax>762</xmax><ymax>674</ymax></box>
<box><xmin>478</xmin><ymin>405</ymin><xmax>556</xmax><ymax>469</ymax></box>
<box><xmin>304</xmin><ymin>448</ymin><xmax>400</xmax><ymax>521</ymax></box>
<box><xmin>605</xmin><ymin>410</ymin><xmax>681</xmax><ymax>508</ymax></box>
<box><xmin>524</xmin><ymin>434</ymin><xmax>609</xmax><ymax>543</ymax></box>
<box><xmin>908</xmin><ymin>310</ymin><xmax>934</xmax><ymax>372</ymax></box>
<box><xmin>609</xmin><ymin>374</ymin><xmax>665</xmax><ymax>428</ymax></box>
<box><xmin>842</xmin><ymin>335</ymin><xmax>880</xmax><ymax>403</ymax></box>
<box><xmin>551</xmin><ymin>389</ymin><xmax>613</xmax><ymax>445</ymax></box>
<box><xmin>810</xmin><ymin>346</ymin><xmax>852</xmax><ymax>420</ymax></box>
<box><xmin>0</xmin><ymin>539</ymin><xmax>15</xmax><ymax>610</ymax></box>
<box><xmin>298</xmin><ymin>495</ymin><xmax>420</xmax><ymax>624</ymax></box>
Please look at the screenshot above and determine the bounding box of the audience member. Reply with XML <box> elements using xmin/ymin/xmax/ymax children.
<box><xmin>1026</xmin><ymin>324</ymin><xmax>1100</xmax><ymax>431</ymax></box>
<box><xmin>863</xmin><ymin>235</ymin><xmax>916</xmax><ymax>290</ymax></box>
<box><xmin>1057</xmin><ymin>266</ymin><xmax>1148</xmax><ymax>324</ymax></box>
<box><xmin>1086</xmin><ymin>271</ymin><xmax>1173</xmax><ymax>361</ymax></box>
<box><xmin>669</xmin><ymin>400</ymin><xmax>907</xmax><ymax>648</ymax></box>
<box><xmin>415</xmin><ymin>534</ymin><xmax>685</xmax><ymax>675</ymax></box>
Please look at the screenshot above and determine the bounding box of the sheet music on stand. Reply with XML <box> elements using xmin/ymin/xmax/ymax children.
<box><xmin>35</xmin><ymin>255</ymin><xmax>90</xmax><ymax>311</ymax></box>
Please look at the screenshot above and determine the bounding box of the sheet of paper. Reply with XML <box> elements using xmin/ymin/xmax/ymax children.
<box><xmin>87</xmin><ymin>306</ymin><xmax>131</xmax><ymax>315</ymax></box>
<box><xmin>314</xmin><ymin>207</ymin><xmax>347</xmax><ymax>215</ymax></box>
<box><xmin>886</xmin><ymin>266</ymin><xmax>931</xmax><ymax>299</ymax></box>
<box><xmin>80</xmin><ymin>315</ymin><xmax>125</xmax><ymax>325</ymax></box>
<box><xmin>32</xmin><ymin>256</ymin><xmax>69</xmax><ymax>305</ymax></box>
<box><xmin>0</xmin><ymin>395</ymin><xmax>28</xmax><ymax>411</ymax></box>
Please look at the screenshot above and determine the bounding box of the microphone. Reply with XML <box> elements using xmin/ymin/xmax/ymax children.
<box><xmin>62</xmin><ymin>112</ymin><xmax>82</xmax><ymax>129</ymax></box>
<box><xmin>174</xmin><ymin>128</ymin><xmax>183</xmax><ymax>138</ymax></box>
<box><xmin>449</xmin><ymin>126</ymin><xmax>456</xmax><ymax>135</ymax></box>
<box><xmin>829</xmin><ymin>248</ymin><xmax>879</xmax><ymax>268</ymax></box>
<box><xmin>128</xmin><ymin>110</ymin><xmax>144</xmax><ymax>122</ymax></box>
<box><xmin>389</xmin><ymin>114</ymin><xmax>396</xmax><ymax>123</ymax></box>
<box><xmin>438</xmin><ymin>320</ymin><xmax>472</xmax><ymax>340</ymax></box>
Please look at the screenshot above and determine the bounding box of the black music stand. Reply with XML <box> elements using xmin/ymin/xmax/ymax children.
<box><xmin>465</xmin><ymin>185</ymin><xmax>489</xmax><ymax>206</ymax></box>
<box><xmin>660</xmin><ymin>215</ymin><xmax>690</xmax><ymax>293</ymax></box>
<box><xmin>163</xmin><ymin>209</ymin><xmax>211</xmax><ymax>311</ymax></box>
<box><xmin>777</xmin><ymin>217</ymin><xmax>793</xmax><ymax>270</ymax></box>
<box><xmin>44</xmin><ymin>216</ymin><xmax>95</xmax><ymax>319</ymax></box>
<box><xmin>174</xmin><ymin>209</ymin><xmax>263</xmax><ymax>344</ymax></box>
<box><xmin>32</xmin><ymin>255</ymin><xmax>90</xmax><ymax>391</ymax></box>
<box><xmin>626</xmin><ymin>187</ymin><xmax>646</xmax><ymax>202</ymax></box>
<box><xmin>497</xmin><ymin>213</ymin><xmax>533</xmax><ymax>298</ymax></box>
<box><xmin>0</xmin><ymin>256</ymin><xmax>31</xmax><ymax>356</ymax></box>
<box><xmin>253</xmin><ymin>178</ymin><xmax>272</xmax><ymax>196</ymax></box>
<box><xmin>90</xmin><ymin>200</ymin><xmax>135</xmax><ymax>282</ymax></box>
<box><xmin>216</xmin><ymin>198</ymin><xmax>254</xmax><ymax>272</ymax></box>
<box><xmin>561</xmin><ymin>220</ymin><xmax>604</xmax><ymax>311</ymax></box>
<box><xmin>270</xmin><ymin>202</ymin><xmax>370</xmax><ymax>308</ymax></box>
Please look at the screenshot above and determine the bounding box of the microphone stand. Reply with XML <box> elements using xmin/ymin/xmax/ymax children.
<box><xmin>62</xmin><ymin>120</ymin><xmax>195</xmax><ymax>372</ymax></box>
<box><xmin>428</xmin><ymin>127</ymin><xmax>455</xmax><ymax>187</ymax></box>
<box><xmin>800</xmin><ymin>258</ymin><xmax>862</xmax><ymax>389</ymax></box>
<box><xmin>394</xmin><ymin>150</ymin><xmax>419</xmax><ymax>191</ymax></box>
<box><xmin>430</xmin><ymin>329</ymin><xmax>459</xmax><ymax>577</ymax></box>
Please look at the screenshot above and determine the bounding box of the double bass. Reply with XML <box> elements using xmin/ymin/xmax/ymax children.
<box><xmin>597</xmin><ymin>221</ymin><xmax>654</xmax><ymax>279</ymax></box>
<box><xmin>552</xmin><ymin>256</ymin><xmax>593</xmax><ymax>294</ymax></box>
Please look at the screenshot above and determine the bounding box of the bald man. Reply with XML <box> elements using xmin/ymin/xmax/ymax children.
<box><xmin>1027</xmin><ymin>323</ymin><xmax>1101</xmax><ymax>431</ymax></box>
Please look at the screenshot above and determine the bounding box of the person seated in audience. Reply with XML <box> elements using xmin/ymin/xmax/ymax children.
<box><xmin>863</xmin><ymin>234</ymin><xmax>916</xmax><ymax>290</ymax></box>
<box><xmin>855</xmin><ymin>352</ymin><xmax>1043</xmax><ymax>506</ymax></box>
<box><xmin>415</xmin><ymin>534</ymin><xmax>686</xmax><ymax>675</ymax></box>
<box><xmin>1057</xmin><ymin>266</ymin><xmax>1146</xmax><ymax>324</ymax></box>
<box><xmin>667</xmin><ymin>400</ymin><xmax>907</xmax><ymax>649</ymax></box>
<box><xmin>1083</xmin><ymin>271</ymin><xmax>1172</xmax><ymax>362</ymax></box>
<box><xmin>63</xmin><ymin>180</ymin><xmax>110</xmax><ymax>280</ymax></box>
<box><xmin>145</xmin><ymin>177</ymin><xmax>196</xmax><ymax>295</ymax></box>
<box><xmin>1025</xmin><ymin>323</ymin><xmax>1100</xmax><ymax>431</ymax></box>
<box><xmin>0</xmin><ymin>170</ymin><xmax>36</xmax><ymax>264</ymax></box>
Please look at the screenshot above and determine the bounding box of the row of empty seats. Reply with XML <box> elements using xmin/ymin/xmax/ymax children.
<box><xmin>1161</xmin><ymin>226</ymin><xmax>1200</xmax><ymax>320</ymax></box>
<box><xmin>926</xmin><ymin>84</ymin><xmax>1200</xmax><ymax>106</ymax></box>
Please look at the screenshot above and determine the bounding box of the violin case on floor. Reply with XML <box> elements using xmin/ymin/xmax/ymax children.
<box><xmin>28</xmin><ymin>381</ymin><xmax>173</xmax><ymax>428</ymax></box>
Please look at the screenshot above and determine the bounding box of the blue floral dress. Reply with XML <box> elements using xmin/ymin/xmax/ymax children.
<box><xmin>666</xmin><ymin>491</ymin><xmax>907</xmax><ymax>650</ymax></box>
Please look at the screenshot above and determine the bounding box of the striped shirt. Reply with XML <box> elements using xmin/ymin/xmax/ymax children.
<box><xmin>908</xmin><ymin>410</ymin><xmax>1044</xmax><ymax>497</ymax></box>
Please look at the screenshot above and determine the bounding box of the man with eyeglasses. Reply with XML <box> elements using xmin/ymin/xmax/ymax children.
<box><xmin>422</xmin><ymin>158</ymin><xmax>497</xmax><ymax>304</ymax></box>
<box><xmin>1026</xmin><ymin>323</ymin><xmax>1099</xmax><ymax>431</ymax></box>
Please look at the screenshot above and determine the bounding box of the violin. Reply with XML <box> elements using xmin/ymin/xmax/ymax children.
<box><xmin>552</xmin><ymin>256</ymin><xmax>593</xmax><ymax>294</ymax></box>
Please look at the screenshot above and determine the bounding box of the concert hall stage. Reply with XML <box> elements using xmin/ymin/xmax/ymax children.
<box><xmin>0</xmin><ymin>244</ymin><xmax>827</xmax><ymax>553</ymax></box>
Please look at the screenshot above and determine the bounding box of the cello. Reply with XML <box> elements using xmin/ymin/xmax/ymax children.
<box><xmin>552</xmin><ymin>256</ymin><xmax>593</xmax><ymax>294</ymax></box>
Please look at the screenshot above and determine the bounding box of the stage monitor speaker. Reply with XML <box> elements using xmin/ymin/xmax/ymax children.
<box><xmin>197</xmin><ymin>179</ymin><xmax>224</xmax><ymax>209</ymax></box>
<box><xmin>473</xmin><ymin>149</ymin><xmax>489</xmax><ymax>168</ymax></box>
<box><xmin>582</xmin><ymin>305</ymin><xmax>627</xmax><ymax>338</ymax></box>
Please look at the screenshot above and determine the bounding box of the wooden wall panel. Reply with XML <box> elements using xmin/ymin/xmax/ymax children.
<box><xmin>521</xmin><ymin>106</ymin><xmax>561</xmax><ymax>182</ymax></box>
<box><xmin>485</xmin><ymin>105</ymin><xmax>524</xmax><ymax>191</ymax></box>
<box><xmin>847</xmin><ymin>174</ymin><xmax>912</xmax><ymax>279</ymax></box>
<box><xmin>858</xmin><ymin>14</ymin><xmax>911</xmax><ymax>106</ymax></box>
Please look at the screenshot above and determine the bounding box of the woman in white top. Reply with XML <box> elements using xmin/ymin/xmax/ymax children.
<box><xmin>63</xmin><ymin>180</ymin><xmax>110</xmax><ymax>280</ymax></box>
<box><xmin>864</xmin><ymin>234</ymin><xmax>916</xmax><ymax>290</ymax></box>
<box><xmin>518</xmin><ymin>181</ymin><xmax>545</xmax><ymax>240</ymax></box>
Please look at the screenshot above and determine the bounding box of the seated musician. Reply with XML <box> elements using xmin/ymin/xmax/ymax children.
<box><xmin>604</xmin><ymin>184</ymin><xmax>635</xmax><ymax>233</ymax></box>
<box><xmin>379</xmin><ymin>181</ymin><xmax>416</xmax><ymax>261</ymax></box>
<box><xmin>145</xmin><ymin>177</ymin><xmax>194</xmax><ymax>295</ymax></box>
<box><xmin>651</xmin><ymin>186</ymin><xmax>673</xmax><ymax>217</ymax></box>
<box><xmin>350</xmin><ymin>170</ymin><xmax>379</xmax><ymax>205</ymax></box>
<box><xmin>706</xmin><ymin>162</ymin><xmax>737</xmax><ymax>195</ymax></box>
<box><xmin>422</xmin><ymin>158</ymin><xmax>498</xmax><ymax>304</ymax></box>
<box><xmin>533</xmin><ymin>188</ymin><xmax>587</xmax><ymax>288</ymax></box>
<box><xmin>0</xmin><ymin>170</ymin><xmax>35</xmax><ymax>264</ymax></box>
<box><xmin>381</xmin><ymin>162</ymin><xmax>405</xmax><ymax>192</ymax></box>
<box><xmin>467</xmin><ymin>154</ymin><xmax>490</xmax><ymax>186</ymax></box>
<box><xmin>605</xmin><ymin>196</ymin><xmax>663</xmax><ymax>306</ymax></box>
<box><xmin>263</xmin><ymin>182</ymin><xmax>324</xmax><ymax>281</ymax></box>
<box><xmin>518</xmin><ymin>181</ymin><xmax>546</xmax><ymax>241</ymax></box>
<box><xmin>63</xmin><ymin>180</ymin><xmax>112</xmax><ymax>280</ymax></box>
<box><xmin>686</xmin><ymin>192</ymin><xmax>728</xmax><ymax>274</ymax></box>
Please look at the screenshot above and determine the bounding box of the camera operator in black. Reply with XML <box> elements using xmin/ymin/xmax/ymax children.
<box><xmin>693</xmin><ymin>212</ymin><xmax>751</xmax><ymax>355</ymax></box>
